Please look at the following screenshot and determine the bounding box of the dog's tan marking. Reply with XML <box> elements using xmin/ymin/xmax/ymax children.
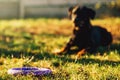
<box><xmin>76</xmin><ymin>49</ymin><xmax>86</xmax><ymax>58</ymax></box>
<box><xmin>53</xmin><ymin>47</ymin><xmax>65</xmax><ymax>55</ymax></box>
<box><xmin>75</xmin><ymin>27</ymin><xmax>79</xmax><ymax>30</ymax></box>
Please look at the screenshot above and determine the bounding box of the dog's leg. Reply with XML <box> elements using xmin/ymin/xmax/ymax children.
<box><xmin>54</xmin><ymin>47</ymin><xmax>67</xmax><ymax>55</ymax></box>
<box><xmin>75</xmin><ymin>49</ymin><xmax>86</xmax><ymax>62</ymax></box>
<box><xmin>54</xmin><ymin>38</ymin><xmax>74</xmax><ymax>55</ymax></box>
<box><xmin>76</xmin><ymin>49</ymin><xmax>86</xmax><ymax>58</ymax></box>
<box><xmin>54</xmin><ymin>45</ymin><xmax>70</xmax><ymax>55</ymax></box>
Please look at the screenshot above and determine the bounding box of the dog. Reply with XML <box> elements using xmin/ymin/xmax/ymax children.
<box><xmin>55</xmin><ymin>5</ymin><xmax>112</xmax><ymax>58</ymax></box>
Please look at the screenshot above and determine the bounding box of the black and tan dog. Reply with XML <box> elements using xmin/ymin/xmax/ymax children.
<box><xmin>55</xmin><ymin>5</ymin><xmax>112</xmax><ymax>58</ymax></box>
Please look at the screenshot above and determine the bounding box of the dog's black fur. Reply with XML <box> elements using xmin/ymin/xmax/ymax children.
<box><xmin>55</xmin><ymin>5</ymin><xmax>112</xmax><ymax>57</ymax></box>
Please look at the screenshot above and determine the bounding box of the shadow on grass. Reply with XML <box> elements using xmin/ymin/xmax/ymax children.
<box><xmin>0</xmin><ymin>48</ymin><xmax>56</xmax><ymax>60</ymax></box>
<box><xmin>51</xmin><ymin>54</ymin><xmax>120</xmax><ymax>67</ymax></box>
<box><xmin>110</xmin><ymin>43</ymin><xmax>120</xmax><ymax>52</ymax></box>
<box><xmin>55</xmin><ymin>43</ymin><xmax>120</xmax><ymax>67</ymax></box>
<box><xmin>63</xmin><ymin>57</ymin><xmax>120</xmax><ymax>67</ymax></box>
<box><xmin>0</xmin><ymin>43</ymin><xmax>120</xmax><ymax>67</ymax></box>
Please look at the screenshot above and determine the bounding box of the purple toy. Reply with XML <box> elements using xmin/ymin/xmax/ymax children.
<box><xmin>8</xmin><ymin>67</ymin><xmax>52</xmax><ymax>76</ymax></box>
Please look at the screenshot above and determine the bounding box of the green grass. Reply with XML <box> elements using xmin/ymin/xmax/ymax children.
<box><xmin>0</xmin><ymin>18</ymin><xmax>120</xmax><ymax>80</ymax></box>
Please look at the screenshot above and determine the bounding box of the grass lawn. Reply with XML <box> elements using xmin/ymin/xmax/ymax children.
<box><xmin>0</xmin><ymin>18</ymin><xmax>120</xmax><ymax>80</ymax></box>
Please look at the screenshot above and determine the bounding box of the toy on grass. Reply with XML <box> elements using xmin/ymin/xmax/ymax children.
<box><xmin>8</xmin><ymin>67</ymin><xmax>52</xmax><ymax>76</ymax></box>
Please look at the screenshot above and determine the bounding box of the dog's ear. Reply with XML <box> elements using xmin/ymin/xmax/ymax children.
<box><xmin>83</xmin><ymin>6</ymin><xmax>96</xmax><ymax>19</ymax></box>
<box><xmin>68</xmin><ymin>6</ymin><xmax>74</xmax><ymax>13</ymax></box>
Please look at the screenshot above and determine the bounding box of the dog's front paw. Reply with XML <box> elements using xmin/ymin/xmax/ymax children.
<box><xmin>76</xmin><ymin>49</ymin><xmax>86</xmax><ymax>58</ymax></box>
<box><xmin>52</xmin><ymin>48</ymin><xmax>65</xmax><ymax>55</ymax></box>
<box><xmin>76</xmin><ymin>53</ymin><xmax>82</xmax><ymax>58</ymax></box>
<box><xmin>74</xmin><ymin>54</ymin><xmax>82</xmax><ymax>62</ymax></box>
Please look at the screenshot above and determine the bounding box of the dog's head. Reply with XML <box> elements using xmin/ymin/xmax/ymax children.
<box><xmin>68</xmin><ymin>5</ymin><xmax>96</xmax><ymax>27</ymax></box>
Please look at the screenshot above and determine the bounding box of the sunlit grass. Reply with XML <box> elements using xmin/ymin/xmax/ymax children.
<box><xmin>0</xmin><ymin>17</ymin><xmax>120</xmax><ymax>79</ymax></box>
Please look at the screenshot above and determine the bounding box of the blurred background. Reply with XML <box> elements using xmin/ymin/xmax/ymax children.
<box><xmin>0</xmin><ymin>1</ymin><xmax>120</xmax><ymax>79</ymax></box>
<box><xmin>0</xmin><ymin>0</ymin><xmax>119</xmax><ymax>19</ymax></box>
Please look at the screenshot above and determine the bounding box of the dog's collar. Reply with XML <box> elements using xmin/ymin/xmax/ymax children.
<box><xmin>74</xmin><ymin>26</ymin><xmax>92</xmax><ymax>31</ymax></box>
